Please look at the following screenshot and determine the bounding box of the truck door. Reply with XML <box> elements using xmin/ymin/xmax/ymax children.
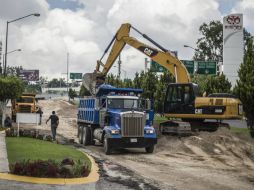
<box><xmin>99</xmin><ymin>98</ymin><xmax>107</xmax><ymax>127</ymax></box>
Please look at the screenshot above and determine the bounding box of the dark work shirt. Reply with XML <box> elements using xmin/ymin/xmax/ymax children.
<box><xmin>49</xmin><ymin>114</ymin><xmax>59</xmax><ymax>125</ymax></box>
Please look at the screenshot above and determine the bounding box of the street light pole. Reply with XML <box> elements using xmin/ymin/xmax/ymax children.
<box><xmin>4</xmin><ymin>13</ymin><xmax>40</xmax><ymax>77</ymax></box>
<box><xmin>2</xmin><ymin>49</ymin><xmax>21</xmax><ymax>75</ymax></box>
<box><xmin>183</xmin><ymin>45</ymin><xmax>199</xmax><ymax>52</ymax></box>
<box><xmin>4</xmin><ymin>21</ymin><xmax>9</xmax><ymax>76</ymax></box>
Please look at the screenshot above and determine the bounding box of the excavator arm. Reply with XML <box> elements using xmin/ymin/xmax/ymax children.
<box><xmin>83</xmin><ymin>23</ymin><xmax>190</xmax><ymax>95</ymax></box>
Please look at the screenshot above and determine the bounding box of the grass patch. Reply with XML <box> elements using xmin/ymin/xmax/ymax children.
<box><xmin>154</xmin><ymin>114</ymin><xmax>168</xmax><ymax>125</ymax></box>
<box><xmin>6</xmin><ymin>137</ymin><xmax>91</xmax><ymax>169</ymax></box>
<box><xmin>230</xmin><ymin>127</ymin><xmax>249</xmax><ymax>134</ymax></box>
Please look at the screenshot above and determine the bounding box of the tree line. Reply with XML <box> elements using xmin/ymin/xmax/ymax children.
<box><xmin>80</xmin><ymin>70</ymin><xmax>232</xmax><ymax>113</ymax></box>
<box><xmin>0</xmin><ymin>20</ymin><xmax>253</xmax><ymax>137</ymax></box>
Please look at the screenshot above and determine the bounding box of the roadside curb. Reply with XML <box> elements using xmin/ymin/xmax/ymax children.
<box><xmin>0</xmin><ymin>131</ymin><xmax>9</xmax><ymax>173</ymax></box>
<box><xmin>0</xmin><ymin>152</ymin><xmax>99</xmax><ymax>185</ymax></box>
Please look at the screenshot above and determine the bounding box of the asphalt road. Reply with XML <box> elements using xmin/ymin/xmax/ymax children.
<box><xmin>206</xmin><ymin>119</ymin><xmax>248</xmax><ymax>128</ymax></box>
<box><xmin>224</xmin><ymin>119</ymin><xmax>248</xmax><ymax>128</ymax></box>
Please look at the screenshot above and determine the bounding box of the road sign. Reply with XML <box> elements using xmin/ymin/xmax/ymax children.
<box><xmin>197</xmin><ymin>61</ymin><xmax>217</xmax><ymax>75</ymax></box>
<box><xmin>150</xmin><ymin>60</ymin><xmax>166</xmax><ymax>72</ymax></box>
<box><xmin>181</xmin><ymin>60</ymin><xmax>194</xmax><ymax>74</ymax></box>
<box><xmin>150</xmin><ymin>59</ymin><xmax>216</xmax><ymax>75</ymax></box>
<box><xmin>70</xmin><ymin>73</ymin><xmax>82</xmax><ymax>79</ymax></box>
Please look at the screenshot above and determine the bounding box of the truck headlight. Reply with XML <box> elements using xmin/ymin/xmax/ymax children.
<box><xmin>145</xmin><ymin>129</ymin><xmax>154</xmax><ymax>134</ymax></box>
<box><xmin>111</xmin><ymin>130</ymin><xmax>120</xmax><ymax>134</ymax></box>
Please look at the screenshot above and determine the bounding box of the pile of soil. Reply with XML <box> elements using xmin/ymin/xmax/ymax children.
<box><xmin>156</xmin><ymin>128</ymin><xmax>254</xmax><ymax>167</ymax></box>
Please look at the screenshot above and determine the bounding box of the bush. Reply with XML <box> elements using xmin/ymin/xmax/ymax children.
<box><xmin>9</xmin><ymin>158</ymin><xmax>90</xmax><ymax>178</ymax></box>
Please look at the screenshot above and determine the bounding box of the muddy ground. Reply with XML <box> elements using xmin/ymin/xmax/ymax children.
<box><xmin>17</xmin><ymin>98</ymin><xmax>254</xmax><ymax>190</ymax></box>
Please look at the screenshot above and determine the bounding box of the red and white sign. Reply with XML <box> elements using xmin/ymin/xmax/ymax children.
<box><xmin>224</xmin><ymin>14</ymin><xmax>243</xmax><ymax>30</ymax></box>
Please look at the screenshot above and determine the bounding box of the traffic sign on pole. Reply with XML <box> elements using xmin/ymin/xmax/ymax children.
<box><xmin>196</xmin><ymin>61</ymin><xmax>217</xmax><ymax>75</ymax></box>
<box><xmin>150</xmin><ymin>60</ymin><xmax>166</xmax><ymax>72</ymax></box>
<box><xmin>70</xmin><ymin>73</ymin><xmax>83</xmax><ymax>79</ymax></box>
<box><xmin>181</xmin><ymin>60</ymin><xmax>194</xmax><ymax>74</ymax></box>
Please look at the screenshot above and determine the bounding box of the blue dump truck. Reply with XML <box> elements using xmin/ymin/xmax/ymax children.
<box><xmin>77</xmin><ymin>84</ymin><xmax>157</xmax><ymax>154</ymax></box>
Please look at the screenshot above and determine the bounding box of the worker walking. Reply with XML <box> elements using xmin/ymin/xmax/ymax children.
<box><xmin>46</xmin><ymin>111</ymin><xmax>59</xmax><ymax>141</ymax></box>
<box><xmin>36</xmin><ymin>107</ymin><xmax>43</xmax><ymax>125</ymax></box>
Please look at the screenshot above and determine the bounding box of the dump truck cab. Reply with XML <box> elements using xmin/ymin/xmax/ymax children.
<box><xmin>77</xmin><ymin>84</ymin><xmax>157</xmax><ymax>154</ymax></box>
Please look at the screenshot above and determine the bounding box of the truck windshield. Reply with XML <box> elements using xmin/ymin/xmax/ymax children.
<box><xmin>16</xmin><ymin>97</ymin><xmax>34</xmax><ymax>103</ymax></box>
<box><xmin>107</xmin><ymin>99</ymin><xmax>139</xmax><ymax>109</ymax></box>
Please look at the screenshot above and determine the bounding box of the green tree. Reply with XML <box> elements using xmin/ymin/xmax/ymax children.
<box><xmin>68</xmin><ymin>88</ymin><xmax>77</xmax><ymax>100</ymax></box>
<box><xmin>191</xmin><ymin>75</ymin><xmax>207</xmax><ymax>95</ymax></box>
<box><xmin>79</xmin><ymin>85</ymin><xmax>91</xmax><ymax>97</ymax></box>
<box><xmin>235</xmin><ymin>38</ymin><xmax>254</xmax><ymax>137</ymax></box>
<box><xmin>24</xmin><ymin>83</ymin><xmax>42</xmax><ymax>94</ymax></box>
<box><xmin>0</xmin><ymin>77</ymin><xmax>24</xmax><ymax>126</ymax></box>
<box><xmin>105</xmin><ymin>74</ymin><xmax>117</xmax><ymax>86</ymax></box>
<box><xmin>141</xmin><ymin>70</ymin><xmax>158</xmax><ymax>100</ymax></box>
<box><xmin>47</xmin><ymin>78</ymin><xmax>60</xmax><ymax>88</ymax></box>
<box><xmin>6</xmin><ymin>66</ymin><xmax>23</xmax><ymax>77</ymax></box>
<box><xmin>194</xmin><ymin>21</ymin><xmax>223</xmax><ymax>61</ymax></box>
<box><xmin>191</xmin><ymin>74</ymin><xmax>231</xmax><ymax>96</ymax></box>
<box><xmin>133</xmin><ymin>72</ymin><xmax>142</xmax><ymax>89</ymax></box>
<box><xmin>205</xmin><ymin>74</ymin><xmax>231</xmax><ymax>95</ymax></box>
<box><xmin>154</xmin><ymin>71</ymin><xmax>174</xmax><ymax>112</ymax></box>
<box><xmin>194</xmin><ymin>20</ymin><xmax>251</xmax><ymax>62</ymax></box>
<box><xmin>123</xmin><ymin>78</ymin><xmax>133</xmax><ymax>88</ymax></box>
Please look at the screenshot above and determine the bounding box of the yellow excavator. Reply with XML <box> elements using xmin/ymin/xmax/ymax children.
<box><xmin>83</xmin><ymin>23</ymin><xmax>243</xmax><ymax>133</ymax></box>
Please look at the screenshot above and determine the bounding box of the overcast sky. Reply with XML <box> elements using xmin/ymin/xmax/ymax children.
<box><xmin>0</xmin><ymin>0</ymin><xmax>253</xmax><ymax>80</ymax></box>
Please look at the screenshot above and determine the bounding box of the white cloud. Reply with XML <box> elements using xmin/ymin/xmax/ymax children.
<box><xmin>231</xmin><ymin>0</ymin><xmax>254</xmax><ymax>34</ymax></box>
<box><xmin>3</xmin><ymin>0</ymin><xmax>248</xmax><ymax>80</ymax></box>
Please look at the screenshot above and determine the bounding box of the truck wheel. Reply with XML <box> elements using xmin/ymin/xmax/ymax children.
<box><xmin>103</xmin><ymin>136</ymin><xmax>111</xmax><ymax>155</ymax></box>
<box><xmin>145</xmin><ymin>145</ymin><xmax>154</xmax><ymax>153</ymax></box>
<box><xmin>82</xmin><ymin>126</ymin><xmax>91</xmax><ymax>146</ymax></box>
<box><xmin>78</xmin><ymin>126</ymin><xmax>83</xmax><ymax>144</ymax></box>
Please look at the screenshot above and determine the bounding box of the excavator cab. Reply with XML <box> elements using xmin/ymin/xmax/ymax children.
<box><xmin>164</xmin><ymin>83</ymin><xmax>199</xmax><ymax>114</ymax></box>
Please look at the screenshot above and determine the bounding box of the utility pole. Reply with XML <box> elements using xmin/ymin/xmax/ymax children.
<box><xmin>144</xmin><ymin>58</ymin><xmax>149</xmax><ymax>73</ymax></box>
<box><xmin>67</xmin><ymin>52</ymin><xmax>69</xmax><ymax>101</ymax></box>
<box><xmin>0</xmin><ymin>41</ymin><xmax>2</xmax><ymax>75</ymax></box>
<box><xmin>118</xmin><ymin>54</ymin><xmax>121</xmax><ymax>79</ymax></box>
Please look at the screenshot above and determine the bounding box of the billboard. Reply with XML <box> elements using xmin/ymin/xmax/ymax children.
<box><xmin>223</xmin><ymin>14</ymin><xmax>243</xmax><ymax>87</ymax></box>
<box><xmin>18</xmin><ymin>70</ymin><xmax>39</xmax><ymax>81</ymax></box>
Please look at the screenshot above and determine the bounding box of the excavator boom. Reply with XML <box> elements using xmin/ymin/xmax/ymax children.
<box><xmin>83</xmin><ymin>23</ymin><xmax>190</xmax><ymax>94</ymax></box>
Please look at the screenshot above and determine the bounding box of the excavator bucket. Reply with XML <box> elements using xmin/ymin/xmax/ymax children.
<box><xmin>82</xmin><ymin>73</ymin><xmax>97</xmax><ymax>96</ymax></box>
<box><xmin>82</xmin><ymin>72</ymin><xmax>106</xmax><ymax>96</ymax></box>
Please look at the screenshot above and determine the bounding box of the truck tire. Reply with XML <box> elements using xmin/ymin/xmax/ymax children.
<box><xmin>78</xmin><ymin>126</ymin><xmax>83</xmax><ymax>144</ymax></box>
<box><xmin>145</xmin><ymin>145</ymin><xmax>154</xmax><ymax>153</ymax></box>
<box><xmin>82</xmin><ymin>126</ymin><xmax>91</xmax><ymax>146</ymax></box>
<box><xmin>103</xmin><ymin>135</ymin><xmax>111</xmax><ymax>155</ymax></box>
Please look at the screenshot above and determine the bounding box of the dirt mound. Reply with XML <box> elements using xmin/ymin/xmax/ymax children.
<box><xmin>156</xmin><ymin>128</ymin><xmax>254</xmax><ymax>165</ymax></box>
